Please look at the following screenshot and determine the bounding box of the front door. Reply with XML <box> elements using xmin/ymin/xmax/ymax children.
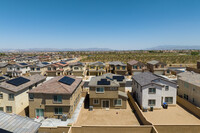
<box><xmin>36</xmin><ymin>109</ymin><xmax>44</xmax><ymax>117</ymax></box>
<box><xmin>102</xmin><ymin>100</ymin><xmax>109</xmax><ymax>108</ymax></box>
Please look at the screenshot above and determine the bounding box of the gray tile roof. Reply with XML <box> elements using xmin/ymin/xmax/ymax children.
<box><xmin>108</xmin><ymin>61</ymin><xmax>127</xmax><ymax>66</ymax></box>
<box><xmin>0</xmin><ymin>63</ymin><xmax>8</xmax><ymax>68</ymax></box>
<box><xmin>88</xmin><ymin>73</ymin><xmax>125</xmax><ymax>87</ymax></box>
<box><xmin>147</xmin><ymin>60</ymin><xmax>166</xmax><ymax>65</ymax></box>
<box><xmin>0</xmin><ymin>111</ymin><xmax>41</xmax><ymax>133</ymax></box>
<box><xmin>132</xmin><ymin>72</ymin><xmax>159</xmax><ymax>86</ymax></box>
<box><xmin>69</xmin><ymin>61</ymin><xmax>85</xmax><ymax>66</ymax></box>
<box><xmin>89</xmin><ymin>61</ymin><xmax>105</xmax><ymax>66</ymax></box>
<box><xmin>178</xmin><ymin>71</ymin><xmax>200</xmax><ymax>86</ymax></box>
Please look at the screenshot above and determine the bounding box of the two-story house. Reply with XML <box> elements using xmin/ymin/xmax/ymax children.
<box><xmin>66</xmin><ymin>61</ymin><xmax>86</xmax><ymax>76</ymax></box>
<box><xmin>107</xmin><ymin>61</ymin><xmax>127</xmax><ymax>75</ymax></box>
<box><xmin>147</xmin><ymin>60</ymin><xmax>167</xmax><ymax>75</ymax></box>
<box><xmin>29</xmin><ymin>62</ymin><xmax>50</xmax><ymax>76</ymax></box>
<box><xmin>177</xmin><ymin>71</ymin><xmax>200</xmax><ymax>107</ymax></box>
<box><xmin>7</xmin><ymin>63</ymin><xmax>31</xmax><ymax>77</ymax></box>
<box><xmin>0</xmin><ymin>74</ymin><xmax>46</xmax><ymax>114</ymax></box>
<box><xmin>0</xmin><ymin>63</ymin><xmax>8</xmax><ymax>76</ymax></box>
<box><xmin>46</xmin><ymin>62</ymin><xmax>68</xmax><ymax>76</ymax></box>
<box><xmin>28</xmin><ymin>76</ymin><xmax>82</xmax><ymax>119</ymax></box>
<box><xmin>88</xmin><ymin>73</ymin><xmax>128</xmax><ymax>109</ymax></box>
<box><xmin>127</xmin><ymin>60</ymin><xmax>147</xmax><ymax>75</ymax></box>
<box><xmin>132</xmin><ymin>72</ymin><xmax>177</xmax><ymax>110</ymax></box>
<box><xmin>87</xmin><ymin>61</ymin><xmax>106</xmax><ymax>76</ymax></box>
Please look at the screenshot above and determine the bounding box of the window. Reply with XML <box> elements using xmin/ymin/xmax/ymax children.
<box><xmin>114</xmin><ymin>99</ymin><xmax>122</xmax><ymax>106</ymax></box>
<box><xmin>110</xmin><ymin>87</ymin><xmax>117</xmax><ymax>91</ymax></box>
<box><xmin>184</xmin><ymin>94</ymin><xmax>188</xmax><ymax>100</ymax></box>
<box><xmin>90</xmin><ymin>66</ymin><xmax>94</xmax><ymax>69</ymax></box>
<box><xmin>29</xmin><ymin>94</ymin><xmax>34</xmax><ymax>100</ymax></box>
<box><xmin>133</xmin><ymin>65</ymin><xmax>137</xmax><ymax>69</ymax></box>
<box><xmin>36</xmin><ymin>68</ymin><xmax>40</xmax><ymax>71</ymax></box>
<box><xmin>165</xmin><ymin>97</ymin><xmax>173</xmax><ymax>104</ymax></box>
<box><xmin>100</xmin><ymin>66</ymin><xmax>104</xmax><ymax>69</ymax></box>
<box><xmin>54</xmin><ymin>108</ymin><xmax>62</xmax><ymax>115</ymax></box>
<box><xmin>48</xmin><ymin>67</ymin><xmax>51</xmax><ymax>70</ymax></box>
<box><xmin>0</xmin><ymin>107</ymin><xmax>3</xmax><ymax>111</ymax></box>
<box><xmin>31</xmin><ymin>68</ymin><xmax>35</xmax><ymax>71</ymax></box>
<box><xmin>96</xmin><ymin>87</ymin><xmax>104</xmax><ymax>93</ymax></box>
<box><xmin>8</xmin><ymin>94</ymin><xmax>14</xmax><ymax>101</ymax></box>
<box><xmin>0</xmin><ymin>93</ymin><xmax>3</xmax><ymax>99</ymax></box>
<box><xmin>148</xmin><ymin>100</ymin><xmax>156</xmax><ymax>106</ymax></box>
<box><xmin>165</xmin><ymin>86</ymin><xmax>169</xmax><ymax>91</ymax></box>
<box><xmin>122</xmin><ymin>66</ymin><xmax>126</xmax><ymax>70</ymax></box>
<box><xmin>74</xmin><ymin>66</ymin><xmax>79</xmax><ymax>70</ymax></box>
<box><xmin>6</xmin><ymin>106</ymin><xmax>12</xmax><ymax>113</ymax></box>
<box><xmin>93</xmin><ymin>99</ymin><xmax>99</xmax><ymax>104</ymax></box>
<box><xmin>54</xmin><ymin>95</ymin><xmax>62</xmax><ymax>103</ymax></box>
<box><xmin>116</xmin><ymin>66</ymin><xmax>120</xmax><ymax>70</ymax></box>
<box><xmin>148</xmin><ymin>88</ymin><xmax>156</xmax><ymax>94</ymax></box>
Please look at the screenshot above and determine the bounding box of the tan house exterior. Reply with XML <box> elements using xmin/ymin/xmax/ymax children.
<box><xmin>88</xmin><ymin>73</ymin><xmax>128</xmax><ymax>109</ymax></box>
<box><xmin>66</xmin><ymin>62</ymin><xmax>86</xmax><ymax>76</ymax></box>
<box><xmin>107</xmin><ymin>61</ymin><xmax>127</xmax><ymax>75</ymax></box>
<box><xmin>28</xmin><ymin>76</ymin><xmax>82</xmax><ymax>119</ymax></box>
<box><xmin>147</xmin><ymin>60</ymin><xmax>167</xmax><ymax>75</ymax></box>
<box><xmin>46</xmin><ymin>62</ymin><xmax>68</xmax><ymax>76</ymax></box>
<box><xmin>0</xmin><ymin>74</ymin><xmax>46</xmax><ymax>114</ymax></box>
<box><xmin>29</xmin><ymin>62</ymin><xmax>50</xmax><ymax>76</ymax></box>
<box><xmin>0</xmin><ymin>63</ymin><xmax>8</xmax><ymax>76</ymax></box>
<box><xmin>87</xmin><ymin>61</ymin><xmax>106</xmax><ymax>76</ymax></box>
<box><xmin>177</xmin><ymin>71</ymin><xmax>200</xmax><ymax>107</ymax></box>
<box><xmin>127</xmin><ymin>60</ymin><xmax>147</xmax><ymax>75</ymax></box>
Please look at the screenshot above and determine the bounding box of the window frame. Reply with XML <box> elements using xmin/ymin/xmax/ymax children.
<box><xmin>96</xmin><ymin>87</ymin><xmax>104</xmax><ymax>93</ymax></box>
<box><xmin>148</xmin><ymin>99</ymin><xmax>156</xmax><ymax>106</ymax></box>
<box><xmin>165</xmin><ymin>86</ymin><xmax>169</xmax><ymax>91</ymax></box>
<box><xmin>29</xmin><ymin>93</ymin><xmax>34</xmax><ymax>100</ymax></box>
<box><xmin>114</xmin><ymin>99</ymin><xmax>122</xmax><ymax>106</ymax></box>
<box><xmin>93</xmin><ymin>99</ymin><xmax>99</xmax><ymax>105</ymax></box>
<box><xmin>0</xmin><ymin>93</ymin><xmax>3</xmax><ymax>99</ymax></box>
<box><xmin>165</xmin><ymin>97</ymin><xmax>173</xmax><ymax>104</ymax></box>
<box><xmin>8</xmin><ymin>94</ymin><xmax>14</xmax><ymax>101</ymax></box>
<box><xmin>6</xmin><ymin>106</ymin><xmax>12</xmax><ymax>113</ymax></box>
<box><xmin>53</xmin><ymin>95</ymin><xmax>62</xmax><ymax>103</ymax></box>
<box><xmin>148</xmin><ymin>88</ymin><xmax>156</xmax><ymax>94</ymax></box>
<box><xmin>54</xmin><ymin>107</ymin><xmax>63</xmax><ymax>115</ymax></box>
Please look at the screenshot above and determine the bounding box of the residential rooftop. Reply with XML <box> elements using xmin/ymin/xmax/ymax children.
<box><xmin>177</xmin><ymin>71</ymin><xmax>200</xmax><ymax>86</ymax></box>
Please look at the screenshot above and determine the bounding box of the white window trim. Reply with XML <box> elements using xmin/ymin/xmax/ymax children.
<box><xmin>113</xmin><ymin>99</ymin><xmax>122</xmax><ymax>106</ymax></box>
<box><xmin>93</xmin><ymin>99</ymin><xmax>99</xmax><ymax>105</ymax></box>
<box><xmin>148</xmin><ymin>99</ymin><xmax>156</xmax><ymax>106</ymax></box>
<box><xmin>96</xmin><ymin>87</ymin><xmax>104</xmax><ymax>93</ymax></box>
<box><xmin>101</xmin><ymin>100</ymin><xmax>110</xmax><ymax>108</ymax></box>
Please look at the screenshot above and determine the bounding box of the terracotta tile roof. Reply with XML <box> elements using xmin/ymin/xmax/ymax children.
<box><xmin>29</xmin><ymin>76</ymin><xmax>82</xmax><ymax>94</ymax></box>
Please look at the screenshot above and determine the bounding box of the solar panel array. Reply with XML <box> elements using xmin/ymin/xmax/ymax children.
<box><xmin>60</xmin><ymin>62</ymin><xmax>66</xmax><ymax>64</ymax></box>
<box><xmin>106</xmin><ymin>76</ymin><xmax>113</xmax><ymax>80</ymax></box>
<box><xmin>42</xmin><ymin>62</ymin><xmax>49</xmax><ymax>65</ymax></box>
<box><xmin>19</xmin><ymin>63</ymin><xmax>28</xmax><ymax>66</ymax></box>
<box><xmin>6</xmin><ymin>77</ymin><xmax>30</xmax><ymax>86</ymax></box>
<box><xmin>0</xmin><ymin>77</ymin><xmax>5</xmax><ymax>80</ymax></box>
<box><xmin>59</xmin><ymin>76</ymin><xmax>75</xmax><ymax>85</ymax></box>
<box><xmin>97</xmin><ymin>79</ymin><xmax>110</xmax><ymax>85</ymax></box>
<box><xmin>113</xmin><ymin>76</ymin><xmax>124</xmax><ymax>81</ymax></box>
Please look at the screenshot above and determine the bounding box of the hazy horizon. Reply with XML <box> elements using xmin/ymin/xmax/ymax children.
<box><xmin>1</xmin><ymin>0</ymin><xmax>200</xmax><ymax>50</ymax></box>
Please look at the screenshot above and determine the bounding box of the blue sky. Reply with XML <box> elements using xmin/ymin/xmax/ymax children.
<box><xmin>0</xmin><ymin>0</ymin><xmax>200</xmax><ymax>50</ymax></box>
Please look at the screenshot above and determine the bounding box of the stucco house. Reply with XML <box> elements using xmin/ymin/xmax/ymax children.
<box><xmin>177</xmin><ymin>71</ymin><xmax>200</xmax><ymax>107</ymax></box>
<box><xmin>107</xmin><ymin>61</ymin><xmax>127</xmax><ymax>75</ymax></box>
<box><xmin>29</xmin><ymin>62</ymin><xmax>50</xmax><ymax>76</ymax></box>
<box><xmin>66</xmin><ymin>61</ymin><xmax>86</xmax><ymax>76</ymax></box>
<box><xmin>132</xmin><ymin>72</ymin><xmax>177</xmax><ymax>110</ymax></box>
<box><xmin>147</xmin><ymin>60</ymin><xmax>167</xmax><ymax>75</ymax></box>
<box><xmin>28</xmin><ymin>76</ymin><xmax>82</xmax><ymax>119</ymax></box>
<box><xmin>88</xmin><ymin>73</ymin><xmax>128</xmax><ymax>109</ymax></box>
<box><xmin>127</xmin><ymin>60</ymin><xmax>147</xmax><ymax>75</ymax></box>
<box><xmin>0</xmin><ymin>74</ymin><xmax>46</xmax><ymax>114</ymax></box>
<box><xmin>7</xmin><ymin>63</ymin><xmax>30</xmax><ymax>77</ymax></box>
<box><xmin>87</xmin><ymin>61</ymin><xmax>106</xmax><ymax>76</ymax></box>
<box><xmin>0</xmin><ymin>63</ymin><xmax>8</xmax><ymax>76</ymax></box>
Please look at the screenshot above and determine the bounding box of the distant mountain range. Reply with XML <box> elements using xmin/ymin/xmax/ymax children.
<box><xmin>146</xmin><ymin>45</ymin><xmax>200</xmax><ymax>50</ymax></box>
<box><xmin>0</xmin><ymin>48</ymin><xmax>113</xmax><ymax>52</ymax></box>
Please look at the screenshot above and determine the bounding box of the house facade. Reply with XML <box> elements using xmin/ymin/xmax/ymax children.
<box><xmin>107</xmin><ymin>61</ymin><xmax>127</xmax><ymax>75</ymax></box>
<box><xmin>0</xmin><ymin>74</ymin><xmax>46</xmax><ymax>114</ymax></box>
<box><xmin>127</xmin><ymin>60</ymin><xmax>147</xmax><ymax>75</ymax></box>
<box><xmin>147</xmin><ymin>60</ymin><xmax>167</xmax><ymax>75</ymax></box>
<box><xmin>87</xmin><ymin>61</ymin><xmax>106</xmax><ymax>76</ymax></box>
<box><xmin>28</xmin><ymin>76</ymin><xmax>82</xmax><ymax>119</ymax></box>
<box><xmin>88</xmin><ymin>73</ymin><xmax>128</xmax><ymax>109</ymax></box>
<box><xmin>132</xmin><ymin>72</ymin><xmax>177</xmax><ymax>110</ymax></box>
<box><xmin>0</xmin><ymin>63</ymin><xmax>8</xmax><ymax>76</ymax></box>
<box><xmin>46</xmin><ymin>62</ymin><xmax>68</xmax><ymax>76</ymax></box>
<box><xmin>29</xmin><ymin>62</ymin><xmax>50</xmax><ymax>76</ymax></box>
<box><xmin>177</xmin><ymin>71</ymin><xmax>200</xmax><ymax>107</ymax></box>
<box><xmin>66</xmin><ymin>61</ymin><xmax>86</xmax><ymax>76</ymax></box>
<box><xmin>7</xmin><ymin>63</ymin><xmax>30</xmax><ymax>77</ymax></box>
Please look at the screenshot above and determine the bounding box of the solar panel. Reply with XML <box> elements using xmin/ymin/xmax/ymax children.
<box><xmin>0</xmin><ymin>77</ymin><xmax>5</xmax><ymax>80</ymax></box>
<box><xmin>6</xmin><ymin>77</ymin><xmax>30</xmax><ymax>86</ymax></box>
<box><xmin>19</xmin><ymin>63</ymin><xmax>28</xmax><ymax>66</ymax></box>
<box><xmin>97</xmin><ymin>79</ymin><xmax>110</xmax><ymax>85</ymax></box>
<box><xmin>106</xmin><ymin>76</ymin><xmax>113</xmax><ymax>80</ymax></box>
<box><xmin>59</xmin><ymin>76</ymin><xmax>75</xmax><ymax>85</ymax></box>
<box><xmin>113</xmin><ymin>76</ymin><xmax>124</xmax><ymax>81</ymax></box>
<box><xmin>42</xmin><ymin>62</ymin><xmax>49</xmax><ymax>65</ymax></box>
<box><xmin>60</xmin><ymin>62</ymin><xmax>66</xmax><ymax>64</ymax></box>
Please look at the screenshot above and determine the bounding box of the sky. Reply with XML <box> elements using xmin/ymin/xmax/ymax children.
<box><xmin>0</xmin><ymin>0</ymin><xmax>200</xmax><ymax>50</ymax></box>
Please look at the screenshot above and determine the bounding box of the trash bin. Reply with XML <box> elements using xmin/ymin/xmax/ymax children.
<box><xmin>89</xmin><ymin>106</ymin><xmax>93</xmax><ymax>111</ymax></box>
<box><xmin>163</xmin><ymin>102</ymin><xmax>168</xmax><ymax>109</ymax></box>
<box><xmin>61</xmin><ymin>114</ymin><xmax>67</xmax><ymax>121</ymax></box>
<box><xmin>143</xmin><ymin>107</ymin><xmax>147</xmax><ymax>112</ymax></box>
<box><xmin>150</xmin><ymin>106</ymin><xmax>153</xmax><ymax>111</ymax></box>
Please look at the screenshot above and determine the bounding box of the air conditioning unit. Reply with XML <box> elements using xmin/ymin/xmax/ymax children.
<box><xmin>61</xmin><ymin>114</ymin><xmax>68</xmax><ymax>121</ymax></box>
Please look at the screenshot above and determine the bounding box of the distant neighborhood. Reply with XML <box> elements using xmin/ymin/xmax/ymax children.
<box><xmin>0</xmin><ymin>51</ymin><xmax>199</xmax><ymax>133</ymax></box>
